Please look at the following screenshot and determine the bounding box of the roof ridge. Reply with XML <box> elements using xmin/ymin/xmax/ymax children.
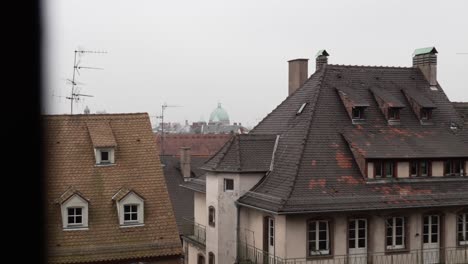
<box><xmin>251</xmin><ymin>66</ymin><xmax>326</xmax><ymax>132</ymax></box>
<box><xmin>327</xmin><ymin>64</ymin><xmax>412</xmax><ymax>69</ymax></box>
<box><xmin>280</xmin><ymin>65</ymin><xmax>328</xmax><ymax>210</ymax></box>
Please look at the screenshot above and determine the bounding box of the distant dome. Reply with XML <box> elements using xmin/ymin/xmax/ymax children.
<box><xmin>209</xmin><ymin>103</ymin><xmax>230</xmax><ymax>125</ymax></box>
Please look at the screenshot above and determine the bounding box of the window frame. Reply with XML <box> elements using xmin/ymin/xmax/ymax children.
<box><xmin>410</xmin><ymin>160</ymin><xmax>431</xmax><ymax>177</ymax></box>
<box><xmin>208</xmin><ymin>206</ymin><xmax>216</xmax><ymax>227</ymax></box>
<box><xmin>420</xmin><ymin>108</ymin><xmax>432</xmax><ymax>120</ymax></box>
<box><xmin>208</xmin><ymin>252</ymin><xmax>215</xmax><ymax>264</ymax></box>
<box><xmin>352</xmin><ymin>107</ymin><xmax>365</xmax><ymax>120</ymax></box>
<box><xmin>95</xmin><ymin>147</ymin><xmax>115</xmax><ymax>165</ymax></box>
<box><xmin>307</xmin><ymin>219</ymin><xmax>331</xmax><ymax>256</ymax></box>
<box><xmin>444</xmin><ymin>159</ymin><xmax>464</xmax><ymax>176</ymax></box>
<box><xmin>67</xmin><ymin>207</ymin><xmax>83</xmax><ymax>227</ymax></box>
<box><xmin>374</xmin><ymin>160</ymin><xmax>395</xmax><ymax>178</ymax></box>
<box><xmin>388</xmin><ymin>108</ymin><xmax>400</xmax><ymax>120</ymax></box>
<box><xmin>458</xmin><ymin>212</ymin><xmax>468</xmax><ymax>246</ymax></box>
<box><xmin>385</xmin><ymin>216</ymin><xmax>406</xmax><ymax>251</ymax></box>
<box><xmin>123</xmin><ymin>204</ymin><xmax>139</xmax><ymax>223</ymax></box>
<box><xmin>224</xmin><ymin>178</ymin><xmax>234</xmax><ymax>192</ymax></box>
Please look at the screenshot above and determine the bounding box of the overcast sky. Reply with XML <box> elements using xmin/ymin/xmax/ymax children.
<box><xmin>42</xmin><ymin>0</ymin><xmax>468</xmax><ymax>128</ymax></box>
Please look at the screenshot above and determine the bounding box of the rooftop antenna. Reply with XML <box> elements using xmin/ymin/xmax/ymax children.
<box><xmin>66</xmin><ymin>48</ymin><xmax>107</xmax><ymax>114</ymax></box>
<box><xmin>155</xmin><ymin>102</ymin><xmax>182</xmax><ymax>156</ymax></box>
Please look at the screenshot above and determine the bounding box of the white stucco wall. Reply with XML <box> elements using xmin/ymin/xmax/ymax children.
<box><xmin>398</xmin><ymin>161</ymin><xmax>410</xmax><ymax>178</ymax></box>
<box><xmin>118</xmin><ymin>192</ymin><xmax>144</xmax><ymax>226</ymax></box>
<box><xmin>239</xmin><ymin>207</ymin><xmax>264</xmax><ymax>249</ymax></box>
<box><xmin>432</xmin><ymin>161</ymin><xmax>444</xmax><ymax>177</ymax></box>
<box><xmin>186</xmin><ymin>242</ymin><xmax>204</xmax><ymax>264</ymax></box>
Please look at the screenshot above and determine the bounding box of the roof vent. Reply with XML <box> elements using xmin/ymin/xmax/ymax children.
<box><xmin>450</xmin><ymin>122</ymin><xmax>459</xmax><ymax>130</ymax></box>
<box><xmin>297</xmin><ymin>103</ymin><xmax>307</xmax><ymax>115</ymax></box>
<box><xmin>430</xmin><ymin>86</ymin><xmax>438</xmax><ymax>91</ymax></box>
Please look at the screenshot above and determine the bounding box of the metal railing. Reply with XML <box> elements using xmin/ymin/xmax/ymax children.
<box><xmin>179</xmin><ymin>217</ymin><xmax>206</xmax><ymax>246</ymax></box>
<box><xmin>238</xmin><ymin>242</ymin><xmax>468</xmax><ymax>264</ymax></box>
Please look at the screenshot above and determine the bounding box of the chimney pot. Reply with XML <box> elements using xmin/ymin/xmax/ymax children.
<box><xmin>180</xmin><ymin>147</ymin><xmax>191</xmax><ymax>180</ymax></box>
<box><xmin>412</xmin><ymin>47</ymin><xmax>438</xmax><ymax>86</ymax></box>
<box><xmin>288</xmin><ymin>58</ymin><xmax>309</xmax><ymax>95</ymax></box>
<box><xmin>315</xmin><ymin>49</ymin><xmax>329</xmax><ymax>72</ymax></box>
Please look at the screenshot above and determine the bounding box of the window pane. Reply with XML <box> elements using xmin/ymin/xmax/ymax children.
<box><xmin>358</xmin><ymin>220</ymin><xmax>366</xmax><ymax>229</ymax></box>
<box><xmin>101</xmin><ymin>151</ymin><xmax>109</xmax><ymax>161</ymax></box>
<box><xmin>349</xmin><ymin>228</ymin><xmax>355</xmax><ymax>239</ymax></box>
<box><xmin>385</xmin><ymin>162</ymin><xmax>393</xmax><ymax>177</ymax></box>
<box><xmin>76</xmin><ymin>216</ymin><xmax>82</xmax><ymax>223</ymax></box>
<box><xmin>68</xmin><ymin>208</ymin><xmax>74</xmax><ymax>215</ymax></box>
<box><xmin>319</xmin><ymin>222</ymin><xmax>327</xmax><ymax>231</ymax></box>
<box><xmin>386</xmin><ymin>236</ymin><xmax>392</xmax><ymax>246</ymax></box>
<box><xmin>423</xmin><ymin>225</ymin><xmax>429</xmax><ymax>234</ymax></box>
<box><xmin>358</xmin><ymin>238</ymin><xmax>365</xmax><ymax>248</ymax></box>
<box><xmin>411</xmin><ymin>161</ymin><xmax>418</xmax><ymax>176</ymax></box>
<box><xmin>319</xmin><ymin>241</ymin><xmax>327</xmax><ymax>250</ymax></box>
<box><xmin>432</xmin><ymin>216</ymin><xmax>438</xmax><ymax>224</ymax></box>
<box><xmin>423</xmin><ymin>234</ymin><xmax>428</xmax><ymax>243</ymax></box>
<box><xmin>68</xmin><ymin>216</ymin><xmax>74</xmax><ymax>223</ymax></box>
<box><xmin>396</xmin><ymin>217</ymin><xmax>403</xmax><ymax>226</ymax></box>
<box><xmin>375</xmin><ymin>162</ymin><xmax>382</xmax><ymax>177</ymax></box>
<box><xmin>421</xmin><ymin>161</ymin><xmax>428</xmax><ymax>176</ymax></box>
<box><xmin>432</xmin><ymin>234</ymin><xmax>438</xmax><ymax>243</ymax></box>
<box><xmin>309</xmin><ymin>241</ymin><xmax>316</xmax><ymax>251</ymax></box>
<box><xmin>76</xmin><ymin>208</ymin><xmax>82</xmax><ymax>215</ymax></box>
<box><xmin>124</xmin><ymin>214</ymin><xmax>130</xmax><ymax>221</ymax></box>
<box><xmin>431</xmin><ymin>225</ymin><xmax>438</xmax><ymax>234</ymax></box>
<box><xmin>124</xmin><ymin>206</ymin><xmax>130</xmax><ymax>213</ymax></box>
<box><xmin>349</xmin><ymin>239</ymin><xmax>355</xmax><ymax>248</ymax></box>
<box><xmin>349</xmin><ymin>221</ymin><xmax>355</xmax><ymax>231</ymax></box>
<box><xmin>454</xmin><ymin>160</ymin><xmax>461</xmax><ymax>174</ymax></box>
<box><xmin>309</xmin><ymin>222</ymin><xmax>316</xmax><ymax>232</ymax></box>
<box><xmin>319</xmin><ymin>231</ymin><xmax>327</xmax><ymax>240</ymax></box>
<box><xmin>131</xmin><ymin>213</ymin><xmax>137</xmax><ymax>220</ymax></box>
<box><xmin>396</xmin><ymin>236</ymin><xmax>403</xmax><ymax>246</ymax></box>
<box><xmin>444</xmin><ymin>161</ymin><xmax>451</xmax><ymax>175</ymax></box>
<box><xmin>396</xmin><ymin>227</ymin><xmax>403</xmax><ymax>236</ymax></box>
<box><xmin>358</xmin><ymin>229</ymin><xmax>365</xmax><ymax>238</ymax></box>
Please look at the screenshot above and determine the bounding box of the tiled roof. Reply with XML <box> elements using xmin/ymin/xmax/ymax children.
<box><xmin>201</xmin><ymin>134</ymin><xmax>278</xmax><ymax>172</ymax></box>
<box><xmin>453</xmin><ymin>102</ymin><xmax>468</xmax><ymax>121</ymax></box>
<box><xmin>236</xmin><ymin>64</ymin><xmax>468</xmax><ymax>213</ymax></box>
<box><xmin>86</xmin><ymin>121</ymin><xmax>117</xmax><ymax>147</ymax></box>
<box><xmin>44</xmin><ymin>113</ymin><xmax>182</xmax><ymax>263</ymax></box>
<box><xmin>155</xmin><ymin>134</ymin><xmax>231</xmax><ymax>156</ymax></box>
<box><xmin>403</xmin><ymin>88</ymin><xmax>436</xmax><ymax>108</ymax></box>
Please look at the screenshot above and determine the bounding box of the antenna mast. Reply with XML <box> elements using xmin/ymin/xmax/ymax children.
<box><xmin>66</xmin><ymin>49</ymin><xmax>107</xmax><ymax>114</ymax></box>
<box><xmin>155</xmin><ymin>103</ymin><xmax>182</xmax><ymax>156</ymax></box>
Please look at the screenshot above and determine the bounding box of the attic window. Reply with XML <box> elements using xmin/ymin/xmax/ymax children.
<box><xmin>352</xmin><ymin>107</ymin><xmax>365</xmax><ymax>120</ymax></box>
<box><xmin>388</xmin><ymin>108</ymin><xmax>400</xmax><ymax>120</ymax></box>
<box><xmin>421</xmin><ymin>108</ymin><xmax>432</xmax><ymax>120</ymax></box>
<box><xmin>95</xmin><ymin>148</ymin><xmax>115</xmax><ymax>165</ymax></box>
<box><xmin>297</xmin><ymin>103</ymin><xmax>307</xmax><ymax>115</ymax></box>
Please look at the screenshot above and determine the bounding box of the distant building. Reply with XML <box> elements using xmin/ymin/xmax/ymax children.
<box><xmin>44</xmin><ymin>113</ymin><xmax>182</xmax><ymax>264</ymax></box>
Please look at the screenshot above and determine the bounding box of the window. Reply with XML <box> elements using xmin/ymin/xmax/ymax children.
<box><xmin>67</xmin><ymin>207</ymin><xmax>83</xmax><ymax>226</ymax></box>
<box><xmin>208</xmin><ymin>252</ymin><xmax>215</xmax><ymax>264</ymax></box>
<box><xmin>308</xmin><ymin>220</ymin><xmax>330</xmax><ymax>256</ymax></box>
<box><xmin>352</xmin><ymin>107</ymin><xmax>364</xmax><ymax>120</ymax></box>
<box><xmin>411</xmin><ymin>160</ymin><xmax>430</xmax><ymax>177</ymax></box>
<box><xmin>386</xmin><ymin>217</ymin><xmax>405</xmax><ymax>250</ymax></box>
<box><xmin>421</xmin><ymin>108</ymin><xmax>432</xmax><ymax>120</ymax></box>
<box><xmin>458</xmin><ymin>213</ymin><xmax>468</xmax><ymax>246</ymax></box>
<box><xmin>224</xmin><ymin>179</ymin><xmax>234</xmax><ymax>191</ymax></box>
<box><xmin>268</xmin><ymin>217</ymin><xmax>275</xmax><ymax>247</ymax></box>
<box><xmin>388</xmin><ymin>108</ymin><xmax>400</xmax><ymax>120</ymax></box>
<box><xmin>197</xmin><ymin>254</ymin><xmax>205</xmax><ymax>264</ymax></box>
<box><xmin>444</xmin><ymin>160</ymin><xmax>463</xmax><ymax>176</ymax></box>
<box><xmin>374</xmin><ymin>160</ymin><xmax>394</xmax><ymax>178</ymax></box>
<box><xmin>95</xmin><ymin>148</ymin><xmax>115</xmax><ymax>165</ymax></box>
<box><xmin>209</xmin><ymin>206</ymin><xmax>215</xmax><ymax>227</ymax></box>
<box><xmin>349</xmin><ymin>219</ymin><xmax>367</xmax><ymax>249</ymax></box>
<box><xmin>124</xmin><ymin>204</ymin><xmax>138</xmax><ymax>223</ymax></box>
<box><xmin>423</xmin><ymin>215</ymin><xmax>439</xmax><ymax>244</ymax></box>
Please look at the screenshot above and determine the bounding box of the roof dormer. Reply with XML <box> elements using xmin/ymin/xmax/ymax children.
<box><xmin>402</xmin><ymin>89</ymin><xmax>436</xmax><ymax>124</ymax></box>
<box><xmin>87</xmin><ymin>121</ymin><xmax>117</xmax><ymax>165</ymax></box>
<box><xmin>336</xmin><ymin>87</ymin><xmax>370</xmax><ymax>124</ymax></box>
<box><xmin>112</xmin><ymin>188</ymin><xmax>145</xmax><ymax>227</ymax></box>
<box><xmin>57</xmin><ymin>187</ymin><xmax>90</xmax><ymax>230</ymax></box>
<box><xmin>370</xmin><ymin>86</ymin><xmax>405</xmax><ymax>125</ymax></box>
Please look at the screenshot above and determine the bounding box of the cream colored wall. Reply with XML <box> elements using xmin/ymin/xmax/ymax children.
<box><xmin>398</xmin><ymin>162</ymin><xmax>410</xmax><ymax>178</ymax></box>
<box><xmin>239</xmin><ymin>207</ymin><xmax>264</xmax><ymax>249</ymax></box>
<box><xmin>194</xmin><ymin>192</ymin><xmax>206</xmax><ymax>227</ymax></box>
<box><xmin>186</xmin><ymin>242</ymin><xmax>204</xmax><ymax>264</ymax></box>
<box><xmin>367</xmin><ymin>162</ymin><xmax>374</xmax><ymax>179</ymax></box>
<box><xmin>432</xmin><ymin>161</ymin><xmax>444</xmax><ymax>177</ymax></box>
<box><xmin>274</xmin><ymin>215</ymin><xmax>287</xmax><ymax>258</ymax></box>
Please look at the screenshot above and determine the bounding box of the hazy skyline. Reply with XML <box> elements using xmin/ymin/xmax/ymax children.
<box><xmin>43</xmin><ymin>0</ymin><xmax>468</xmax><ymax>128</ymax></box>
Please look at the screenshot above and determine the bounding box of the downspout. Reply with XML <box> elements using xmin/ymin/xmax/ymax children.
<box><xmin>235</xmin><ymin>202</ymin><xmax>240</xmax><ymax>264</ymax></box>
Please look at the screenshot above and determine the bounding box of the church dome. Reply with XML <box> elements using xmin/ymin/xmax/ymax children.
<box><xmin>209</xmin><ymin>103</ymin><xmax>230</xmax><ymax>125</ymax></box>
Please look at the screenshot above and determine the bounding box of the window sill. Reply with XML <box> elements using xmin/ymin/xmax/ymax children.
<box><xmin>120</xmin><ymin>223</ymin><xmax>144</xmax><ymax>228</ymax></box>
<box><xmin>63</xmin><ymin>226</ymin><xmax>89</xmax><ymax>231</ymax></box>
<box><xmin>95</xmin><ymin>163</ymin><xmax>116</xmax><ymax>167</ymax></box>
<box><xmin>366</xmin><ymin>176</ymin><xmax>468</xmax><ymax>184</ymax></box>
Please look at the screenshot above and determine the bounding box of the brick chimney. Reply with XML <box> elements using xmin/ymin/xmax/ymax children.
<box><xmin>412</xmin><ymin>47</ymin><xmax>438</xmax><ymax>86</ymax></box>
<box><xmin>180</xmin><ymin>147</ymin><xmax>191</xmax><ymax>180</ymax></box>
<box><xmin>315</xmin><ymin>49</ymin><xmax>329</xmax><ymax>71</ymax></box>
<box><xmin>288</xmin><ymin>58</ymin><xmax>309</xmax><ymax>95</ymax></box>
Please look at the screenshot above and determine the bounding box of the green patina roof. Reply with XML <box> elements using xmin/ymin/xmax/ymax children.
<box><xmin>413</xmin><ymin>47</ymin><xmax>438</xmax><ymax>56</ymax></box>
<box><xmin>315</xmin><ymin>49</ymin><xmax>330</xmax><ymax>58</ymax></box>
<box><xmin>209</xmin><ymin>103</ymin><xmax>230</xmax><ymax>123</ymax></box>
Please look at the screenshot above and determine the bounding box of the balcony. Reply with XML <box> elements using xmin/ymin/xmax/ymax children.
<box><xmin>238</xmin><ymin>242</ymin><xmax>468</xmax><ymax>264</ymax></box>
<box><xmin>180</xmin><ymin>217</ymin><xmax>206</xmax><ymax>248</ymax></box>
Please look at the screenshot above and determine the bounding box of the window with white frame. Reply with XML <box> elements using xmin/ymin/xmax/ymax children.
<box><xmin>386</xmin><ymin>217</ymin><xmax>405</xmax><ymax>250</ymax></box>
<box><xmin>308</xmin><ymin>220</ymin><xmax>330</xmax><ymax>256</ymax></box>
<box><xmin>124</xmin><ymin>204</ymin><xmax>139</xmax><ymax>223</ymax></box>
<box><xmin>95</xmin><ymin>148</ymin><xmax>115</xmax><ymax>165</ymax></box>
<box><xmin>458</xmin><ymin>213</ymin><xmax>468</xmax><ymax>246</ymax></box>
<box><xmin>208</xmin><ymin>206</ymin><xmax>215</xmax><ymax>227</ymax></box>
<box><xmin>60</xmin><ymin>194</ymin><xmax>89</xmax><ymax>230</ymax></box>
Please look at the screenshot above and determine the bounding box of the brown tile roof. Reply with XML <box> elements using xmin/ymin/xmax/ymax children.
<box><xmin>234</xmin><ymin>64</ymin><xmax>468</xmax><ymax>213</ymax></box>
<box><xmin>44</xmin><ymin>113</ymin><xmax>182</xmax><ymax>264</ymax></box>
<box><xmin>155</xmin><ymin>134</ymin><xmax>231</xmax><ymax>156</ymax></box>
<box><xmin>86</xmin><ymin>121</ymin><xmax>117</xmax><ymax>147</ymax></box>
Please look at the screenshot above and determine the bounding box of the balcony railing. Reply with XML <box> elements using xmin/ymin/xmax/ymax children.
<box><xmin>180</xmin><ymin>217</ymin><xmax>206</xmax><ymax>247</ymax></box>
<box><xmin>238</xmin><ymin>242</ymin><xmax>468</xmax><ymax>264</ymax></box>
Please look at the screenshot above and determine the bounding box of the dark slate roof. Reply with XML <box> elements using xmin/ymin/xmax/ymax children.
<box><xmin>161</xmin><ymin>156</ymin><xmax>208</xmax><ymax>231</ymax></box>
<box><xmin>236</xmin><ymin>64</ymin><xmax>468</xmax><ymax>214</ymax></box>
<box><xmin>201</xmin><ymin>134</ymin><xmax>278</xmax><ymax>172</ymax></box>
<box><xmin>337</xmin><ymin>87</ymin><xmax>370</xmax><ymax>107</ymax></box>
<box><xmin>155</xmin><ymin>134</ymin><xmax>231</xmax><ymax>156</ymax></box>
<box><xmin>403</xmin><ymin>88</ymin><xmax>437</xmax><ymax>108</ymax></box>
<box><xmin>453</xmin><ymin>102</ymin><xmax>468</xmax><ymax>121</ymax></box>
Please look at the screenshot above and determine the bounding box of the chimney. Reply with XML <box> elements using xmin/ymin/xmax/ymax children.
<box><xmin>288</xmin><ymin>58</ymin><xmax>309</xmax><ymax>95</ymax></box>
<box><xmin>315</xmin><ymin>49</ymin><xmax>329</xmax><ymax>71</ymax></box>
<box><xmin>412</xmin><ymin>47</ymin><xmax>438</xmax><ymax>86</ymax></box>
<box><xmin>180</xmin><ymin>147</ymin><xmax>191</xmax><ymax>180</ymax></box>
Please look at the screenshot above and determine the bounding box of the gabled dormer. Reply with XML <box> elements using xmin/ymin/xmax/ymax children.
<box><xmin>402</xmin><ymin>89</ymin><xmax>436</xmax><ymax>124</ymax></box>
<box><xmin>336</xmin><ymin>87</ymin><xmax>370</xmax><ymax>124</ymax></box>
<box><xmin>87</xmin><ymin>121</ymin><xmax>117</xmax><ymax>165</ymax></box>
<box><xmin>370</xmin><ymin>86</ymin><xmax>405</xmax><ymax>125</ymax></box>
<box><xmin>112</xmin><ymin>188</ymin><xmax>145</xmax><ymax>227</ymax></box>
<box><xmin>57</xmin><ymin>187</ymin><xmax>90</xmax><ymax>230</ymax></box>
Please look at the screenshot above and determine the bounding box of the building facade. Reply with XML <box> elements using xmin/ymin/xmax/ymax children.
<box><xmin>181</xmin><ymin>48</ymin><xmax>468</xmax><ymax>264</ymax></box>
<box><xmin>44</xmin><ymin>113</ymin><xmax>182</xmax><ymax>264</ymax></box>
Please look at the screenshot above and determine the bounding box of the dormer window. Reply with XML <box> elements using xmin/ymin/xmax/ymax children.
<box><xmin>388</xmin><ymin>108</ymin><xmax>400</xmax><ymax>120</ymax></box>
<box><xmin>421</xmin><ymin>108</ymin><xmax>432</xmax><ymax>120</ymax></box>
<box><xmin>444</xmin><ymin>160</ymin><xmax>463</xmax><ymax>176</ymax></box>
<box><xmin>58</xmin><ymin>188</ymin><xmax>89</xmax><ymax>230</ymax></box>
<box><xmin>95</xmin><ymin>148</ymin><xmax>115</xmax><ymax>165</ymax></box>
<box><xmin>124</xmin><ymin>204</ymin><xmax>139</xmax><ymax>223</ymax></box>
<box><xmin>112</xmin><ymin>188</ymin><xmax>145</xmax><ymax>227</ymax></box>
<box><xmin>352</xmin><ymin>107</ymin><xmax>364</xmax><ymax>120</ymax></box>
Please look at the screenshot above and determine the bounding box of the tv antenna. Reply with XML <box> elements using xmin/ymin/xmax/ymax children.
<box><xmin>66</xmin><ymin>48</ymin><xmax>107</xmax><ymax>114</ymax></box>
<box><xmin>155</xmin><ymin>103</ymin><xmax>182</xmax><ymax>156</ymax></box>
